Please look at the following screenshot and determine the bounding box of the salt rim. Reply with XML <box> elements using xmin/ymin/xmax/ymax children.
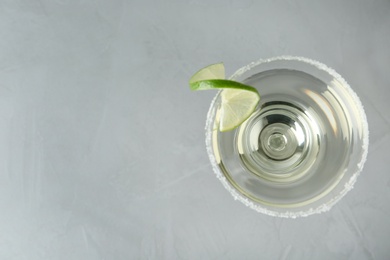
<box><xmin>205</xmin><ymin>55</ymin><xmax>369</xmax><ymax>218</ymax></box>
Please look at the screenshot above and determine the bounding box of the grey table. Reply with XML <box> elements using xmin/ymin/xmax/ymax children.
<box><xmin>0</xmin><ymin>0</ymin><xmax>389</xmax><ymax>259</ymax></box>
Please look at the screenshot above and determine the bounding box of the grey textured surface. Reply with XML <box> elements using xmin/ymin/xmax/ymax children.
<box><xmin>0</xmin><ymin>0</ymin><xmax>389</xmax><ymax>259</ymax></box>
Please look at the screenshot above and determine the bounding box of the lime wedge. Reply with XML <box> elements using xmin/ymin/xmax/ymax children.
<box><xmin>189</xmin><ymin>63</ymin><xmax>260</xmax><ymax>132</ymax></box>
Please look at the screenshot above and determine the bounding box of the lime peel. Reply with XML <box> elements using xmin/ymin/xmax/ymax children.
<box><xmin>190</xmin><ymin>79</ymin><xmax>258</xmax><ymax>93</ymax></box>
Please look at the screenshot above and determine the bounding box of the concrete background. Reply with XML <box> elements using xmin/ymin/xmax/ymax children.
<box><xmin>0</xmin><ymin>0</ymin><xmax>389</xmax><ymax>259</ymax></box>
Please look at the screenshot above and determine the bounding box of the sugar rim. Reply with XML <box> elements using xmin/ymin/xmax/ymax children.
<box><xmin>205</xmin><ymin>55</ymin><xmax>369</xmax><ymax>218</ymax></box>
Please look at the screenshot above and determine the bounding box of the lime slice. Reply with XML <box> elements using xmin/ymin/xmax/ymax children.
<box><xmin>189</xmin><ymin>63</ymin><xmax>225</xmax><ymax>83</ymax></box>
<box><xmin>219</xmin><ymin>88</ymin><xmax>260</xmax><ymax>131</ymax></box>
<box><xmin>189</xmin><ymin>63</ymin><xmax>260</xmax><ymax>132</ymax></box>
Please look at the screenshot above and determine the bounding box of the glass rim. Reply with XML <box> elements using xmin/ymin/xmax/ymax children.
<box><xmin>205</xmin><ymin>55</ymin><xmax>369</xmax><ymax>218</ymax></box>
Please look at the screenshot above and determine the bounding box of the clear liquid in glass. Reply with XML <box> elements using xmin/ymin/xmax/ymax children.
<box><xmin>206</xmin><ymin>57</ymin><xmax>368</xmax><ymax>218</ymax></box>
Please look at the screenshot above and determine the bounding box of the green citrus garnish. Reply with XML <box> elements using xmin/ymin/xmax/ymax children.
<box><xmin>189</xmin><ymin>63</ymin><xmax>260</xmax><ymax>132</ymax></box>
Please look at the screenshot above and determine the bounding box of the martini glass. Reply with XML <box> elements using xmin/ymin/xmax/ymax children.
<box><xmin>205</xmin><ymin>56</ymin><xmax>369</xmax><ymax>218</ymax></box>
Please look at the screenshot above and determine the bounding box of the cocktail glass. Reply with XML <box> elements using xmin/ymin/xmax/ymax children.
<box><xmin>205</xmin><ymin>56</ymin><xmax>369</xmax><ymax>218</ymax></box>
